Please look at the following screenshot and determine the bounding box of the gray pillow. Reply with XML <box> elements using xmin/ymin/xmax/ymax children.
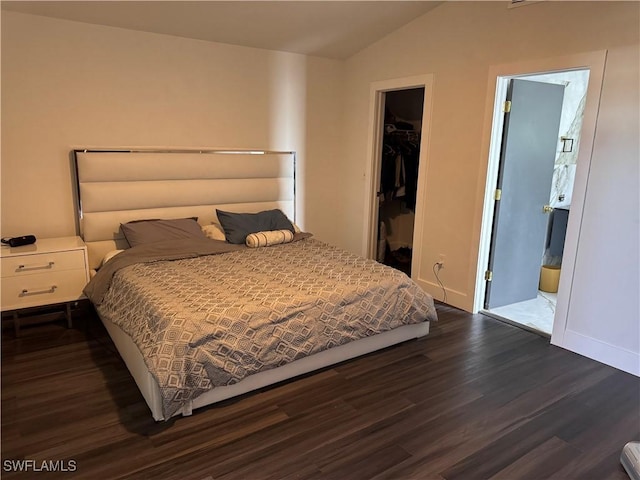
<box><xmin>216</xmin><ymin>209</ymin><xmax>294</xmax><ymax>244</ymax></box>
<box><xmin>121</xmin><ymin>217</ymin><xmax>206</xmax><ymax>247</ymax></box>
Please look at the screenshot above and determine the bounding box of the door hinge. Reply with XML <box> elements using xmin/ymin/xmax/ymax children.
<box><xmin>485</xmin><ymin>270</ymin><xmax>493</xmax><ymax>281</ymax></box>
<box><xmin>503</xmin><ymin>100</ymin><xmax>512</xmax><ymax>113</ymax></box>
<box><xmin>494</xmin><ymin>189</ymin><xmax>502</xmax><ymax>201</ymax></box>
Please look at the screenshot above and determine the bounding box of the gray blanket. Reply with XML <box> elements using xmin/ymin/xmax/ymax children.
<box><xmin>85</xmin><ymin>234</ymin><xmax>311</xmax><ymax>305</ymax></box>
<box><xmin>87</xmin><ymin>236</ymin><xmax>437</xmax><ymax>418</ymax></box>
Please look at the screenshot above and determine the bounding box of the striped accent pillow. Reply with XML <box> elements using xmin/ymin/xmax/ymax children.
<box><xmin>245</xmin><ymin>229</ymin><xmax>294</xmax><ymax>248</ymax></box>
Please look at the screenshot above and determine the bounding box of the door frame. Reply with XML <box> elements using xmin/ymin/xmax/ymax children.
<box><xmin>362</xmin><ymin>74</ymin><xmax>434</xmax><ymax>281</ymax></box>
<box><xmin>485</xmin><ymin>78</ymin><xmax>567</xmax><ymax>310</ymax></box>
<box><xmin>473</xmin><ymin>51</ymin><xmax>607</xmax><ymax>345</ymax></box>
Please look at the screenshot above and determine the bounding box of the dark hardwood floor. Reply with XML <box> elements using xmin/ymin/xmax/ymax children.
<box><xmin>2</xmin><ymin>303</ymin><xmax>638</xmax><ymax>479</ymax></box>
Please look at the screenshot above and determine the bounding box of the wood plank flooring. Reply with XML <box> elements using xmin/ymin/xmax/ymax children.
<box><xmin>2</xmin><ymin>303</ymin><xmax>638</xmax><ymax>479</ymax></box>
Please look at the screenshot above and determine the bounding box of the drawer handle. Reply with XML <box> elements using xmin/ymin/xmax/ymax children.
<box><xmin>20</xmin><ymin>285</ymin><xmax>57</xmax><ymax>296</ymax></box>
<box><xmin>16</xmin><ymin>261</ymin><xmax>55</xmax><ymax>271</ymax></box>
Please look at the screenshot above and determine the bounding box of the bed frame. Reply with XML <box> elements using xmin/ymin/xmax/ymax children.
<box><xmin>74</xmin><ymin>148</ymin><xmax>430</xmax><ymax>421</ymax></box>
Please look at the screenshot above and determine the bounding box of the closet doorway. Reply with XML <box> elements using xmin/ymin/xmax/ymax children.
<box><xmin>376</xmin><ymin>88</ymin><xmax>425</xmax><ymax>276</ymax></box>
<box><xmin>364</xmin><ymin>74</ymin><xmax>433</xmax><ymax>291</ymax></box>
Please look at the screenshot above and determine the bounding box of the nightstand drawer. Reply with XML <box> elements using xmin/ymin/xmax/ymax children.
<box><xmin>1</xmin><ymin>269</ymin><xmax>87</xmax><ymax>310</ymax></box>
<box><xmin>1</xmin><ymin>250</ymin><xmax>86</xmax><ymax>278</ymax></box>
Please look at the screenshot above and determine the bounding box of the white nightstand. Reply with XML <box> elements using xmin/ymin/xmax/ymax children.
<box><xmin>1</xmin><ymin>236</ymin><xmax>90</xmax><ymax>336</ymax></box>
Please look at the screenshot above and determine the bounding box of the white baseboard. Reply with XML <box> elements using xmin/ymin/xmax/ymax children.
<box><xmin>552</xmin><ymin>329</ymin><xmax>640</xmax><ymax>376</ymax></box>
<box><xmin>413</xmin><ymin>278</ymin><xmax>470</xmax><ymax>311</ymax></box>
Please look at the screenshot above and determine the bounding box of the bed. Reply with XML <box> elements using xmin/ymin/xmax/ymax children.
<box><xmin>75</xmin><ymin>149</ymin><xmax>437</xmax><ymax>421</ymax></box>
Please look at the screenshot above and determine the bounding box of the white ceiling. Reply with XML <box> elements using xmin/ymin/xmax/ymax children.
<box><xmin>1</xmin><ymin>1</ymin><xmax>442</xmax><ymax>59</ymax></box>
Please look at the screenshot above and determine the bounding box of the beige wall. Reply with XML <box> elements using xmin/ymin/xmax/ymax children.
<box><xmin>342</xmin><ymin>1</ymin><xmax>639</xmax><ymax>372</ymax></box>
<box><xmin>1</xmin><ymin>11</ymin><xmax>345</xmax><ymax>245</ymax></box>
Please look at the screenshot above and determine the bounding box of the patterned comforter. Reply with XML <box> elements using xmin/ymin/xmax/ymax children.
<box><xmin>88</xmin><ymin>237</ymin><xmax>437</xmax><ymax>418</ymax></box>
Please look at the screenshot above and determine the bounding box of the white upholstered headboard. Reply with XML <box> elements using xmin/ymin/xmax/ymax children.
<box><xmin>74</xmin><ymin>149</ymin><xmax>296</xmax><ymax>269</ymax></box>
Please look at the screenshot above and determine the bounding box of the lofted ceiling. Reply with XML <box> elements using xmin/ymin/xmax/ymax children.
<box><xmin>1</xmin><ymin>1</ymin><xmax>442</xmax><ymax>60</ymax></box>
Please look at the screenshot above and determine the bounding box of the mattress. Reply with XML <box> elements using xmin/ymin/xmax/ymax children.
<box><xmin>86</xmin><ymin>236</ymin><xmax>437</xmax><ymax>418</ymax></box>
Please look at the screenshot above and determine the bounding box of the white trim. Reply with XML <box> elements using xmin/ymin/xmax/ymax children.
<box><xmin>472</xmin><ymin>77</ymin><xmax>509</xmax><ymax>311</ymax></box>
<box><xmin>555</xmin><ymin>329</ymin><xmax>640</xmax><ymax>376</ymax></box>
<box><xmin>411</xmin><ymin>81</ymin><xmax>435</xmax><ymax>286</ymax></box>
<box><xmin>413</xmin><ymin>278</ymin><xmax>467</xmax><ymax>307</ymax></box>
<box><xmin>472</xmin><ymin>51</ymin><xmax>607</xmax><ymax>348</ymax></box>
<box><xmin>362</xmin><ymin>75</ymin><xmax>435</xmax><ymax>284</ymax></box>
<box><xmin>363</xmin><ymin>85</ymin><xmax>386</xmax><ymax>258</ymax></box>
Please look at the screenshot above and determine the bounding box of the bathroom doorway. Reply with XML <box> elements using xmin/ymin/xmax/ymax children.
<box><xmin>482</xmin><ymin>69</ymin><xmax>590</xmax><ymax>335</ymax></box>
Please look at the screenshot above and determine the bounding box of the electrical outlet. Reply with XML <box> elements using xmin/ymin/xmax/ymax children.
<box><xmin>437</xmin><ymin>254</ymin><xmax>445</xmax><ymax>269</ymax></box>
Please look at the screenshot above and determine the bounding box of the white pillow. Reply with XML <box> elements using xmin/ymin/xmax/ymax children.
<box><xmin>102</xmin><ymin>249</ymin><xmax>124</xmax><ymax>267</ymax></box>
<box><xmin>201</xmin><ymin>223</ymin><xmax>227</xmax><ymax>241</ymax></box>
<box><xmin>246</xmin><ymin>229</ymin><xmax>294</xmax><ymax>248</ymax></box>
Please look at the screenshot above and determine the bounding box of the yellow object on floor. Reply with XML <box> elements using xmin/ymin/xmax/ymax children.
<box><xmin>539</xmin><ymin>265</ymin><xmax>561</xmax><ymax>293</ymax></box>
